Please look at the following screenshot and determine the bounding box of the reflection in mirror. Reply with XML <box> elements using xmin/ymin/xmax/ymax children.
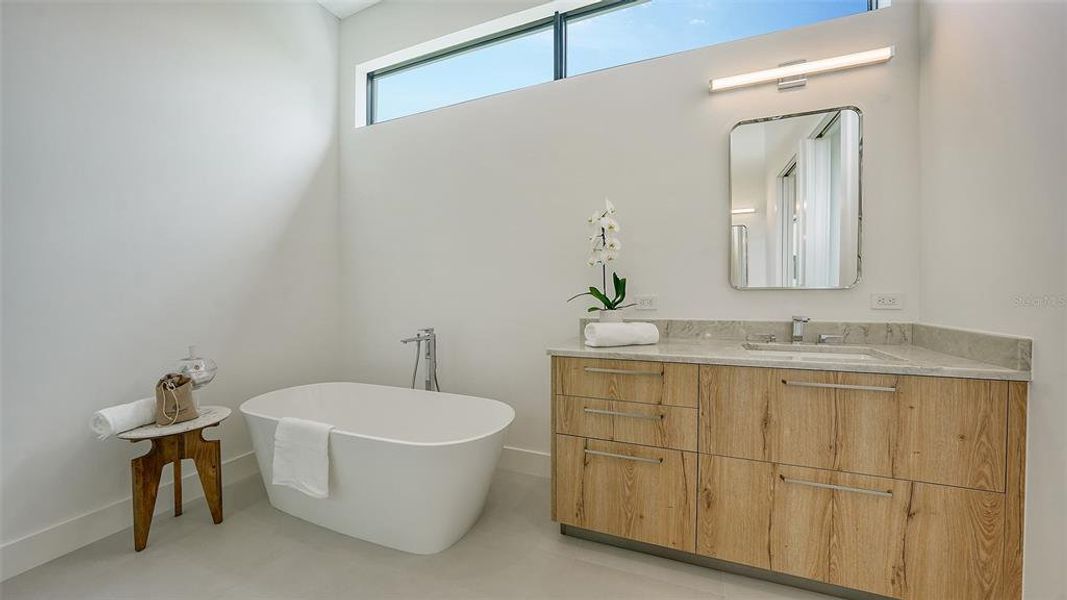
<box><xmin>729</xmin><ymin>107</ymin><xmax>861</xmax><ymax>289</ymax></box>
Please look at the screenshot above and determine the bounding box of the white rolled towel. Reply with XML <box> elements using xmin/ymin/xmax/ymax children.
<box><xmin>90</xmin><ymin>397</ymin><xmax>157</xmax><ymax>440</ymax></box>
<box><xmin>584</xmin><ymin>322</ymin><xmax>660</xmax><ymax>347</ymax></box>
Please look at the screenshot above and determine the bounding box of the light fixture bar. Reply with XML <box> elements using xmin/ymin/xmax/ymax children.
<box><xmin>709</xmin><ymin>46</ymin><xmax>894</xmax><ymax>92</ymax></box>
<box><xmin>731</xmin><ymin>208</ymin><xmax>757</xmax><ymax>215</ymax></box>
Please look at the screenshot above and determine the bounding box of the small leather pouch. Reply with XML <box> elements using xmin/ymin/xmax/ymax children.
<box><xmin>155</xmin><ymin>373</ymin><xmax>198</xmax><ymax>426</ymax></box>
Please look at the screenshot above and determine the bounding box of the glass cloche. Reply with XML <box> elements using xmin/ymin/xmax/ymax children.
<box><xmin>176</xmin><ymin>345</ymin><xmax>217</xmax><ymax>390</ymax></box>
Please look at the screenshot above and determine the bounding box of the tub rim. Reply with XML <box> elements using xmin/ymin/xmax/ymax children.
<box><xmin>239</xmin><ymin>381</ymin><xmax>515</xmax><ymax>448</ymax></box>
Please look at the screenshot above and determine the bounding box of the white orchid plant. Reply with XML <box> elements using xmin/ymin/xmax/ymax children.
<box><xmin>567</xmin><ymin>199</ymin><xmax>635</xmax><ymax>313</ymax></box>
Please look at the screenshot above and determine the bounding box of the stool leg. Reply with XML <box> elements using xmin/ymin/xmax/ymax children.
<box><xmin>131</xmin><ymin>437</ymin><xmax>175</xmax><ymax>551</ymax></box>
<box><xmin>173</xmin><ymin>458</ymin><xmax>183</xmax><ymax>517</ymax></box>
<box><xmin>186</xmin><ymin>428</ymin><xmax>223</xmax><ymax>524</ymax></box>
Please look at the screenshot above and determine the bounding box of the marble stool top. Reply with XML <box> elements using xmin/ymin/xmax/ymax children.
<box><xmin>118</xmin><ymin>406</ymin><xmax>231</xmax><ymax>440</ymax></box>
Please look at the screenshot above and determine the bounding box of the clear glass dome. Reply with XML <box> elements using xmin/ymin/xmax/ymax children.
<box><xmin>176</xmin><ymin>345</ymin><xmax>217</xmax><ymax>390</ymax></box>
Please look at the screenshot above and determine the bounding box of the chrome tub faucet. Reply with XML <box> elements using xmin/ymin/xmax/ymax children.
<box><xmin>401</xmin><ymin>328</ymin><xmax>439</xmax><ymax>391</ymax></box>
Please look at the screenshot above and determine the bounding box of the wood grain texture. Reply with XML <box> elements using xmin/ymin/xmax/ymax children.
<box><xmin>701</xmin><ymin>367</ymin><xmax>898</xmax><ymax>475</ymax></box>
<box><xmin>901</xmin><ymin>482</ymin><xmax>1005</xmax><ymax>599</ymax></box>
<box><xmin>558</xmin><ymin>361</ymin><xmax>1024</xmax><ymax>599</ymax></box>
<box><xmin>663</xmin><ymin>362</ymin><xmax>700</xmax><ymax>408</ymax></box>
<box><xmin>825</xmin><ymin>372</ymin><xmax>901</xmax><ymax>476</ymax></box>
<box><xmin>1000</xmin><ymin>382</ymin><xmax>1027</xmax><ymax>599</ymax></box>
<box><xmin>696</xmin><ymin>455</ymin><xmax>773</xmax><ymax>569</ymax></box>
<box><xmin>700</xmin><ymin>366</ymin><xmax>1006</xmax><ymax>491</ymax></box>
<box><xmin>771</xmin><ymin>371</ymin><xmax>838</xmax><ymax>471</ymax></box>
<box><xmin>129</xmin><ymin>425</ymin><xmax>223</xmax><ymax>551</ymax></box>
<box><xmin>699</xmin><ymin>365</ymin><xmax>776</xmax><ymax>459</ymax></box>
<box><xmin>187</xmin><ymin>428</ymin><xmax>223</xmax><ymax>524</ymax></box>
<box><xmin>894</xmin><ymin>377</ymin><xmax>1007</xmax><ymax>492</ymax></box>
<box><xmin>770</xmin><ymin>464</ymin><xmax>833</xmax><ymax>583</ymax></box>
<box><xmin>131</xmin><ymin>436</ymin><xmax>177</xmax><ymax>551</ymax></box>
<box><xmin>551</xmin><ymin>357</ymin><xmax>560</xmax><ymax>521</ymax></box>
<box><xmin>559</xmin><ymin>357</ymin><xmax>697</xmax><ymax>407</ymax></box>
<box><xmin>555</xmin><ymin>396</ymin><xmax>697</xmax><ymax>451</ymax></box>
<box><xmin>826</xmin><ymin>471</ymin><xmax>910</xmax><ymax>598</ymax></box>
<box><xmin>555</xmin><ymin>435</ymin><xmax>697</xmax><ymax>552</ymax></box>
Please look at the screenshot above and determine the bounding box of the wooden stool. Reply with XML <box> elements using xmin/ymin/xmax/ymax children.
<box><xmin>119</xmin><ymin>406</ymin><xmax>231</xmax><ymax>551</ymax></box>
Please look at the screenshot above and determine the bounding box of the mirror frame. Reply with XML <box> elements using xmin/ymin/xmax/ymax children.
<box><xmin>728</xmin><ymin>105</ymin><xmax>864</xmax><ymax>291</ymax></box>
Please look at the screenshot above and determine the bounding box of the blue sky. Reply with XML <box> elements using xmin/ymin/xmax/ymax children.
<box><xmin>374</xmin><ymin>0</ymin><xmax>869</xmax><ymax>122</ymax></box>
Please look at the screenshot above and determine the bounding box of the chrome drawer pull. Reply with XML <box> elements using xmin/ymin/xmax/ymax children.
<box><xmin>583</xmin><ymin>408</ymin><xmax>665</xmax><ymax>421</ymax></box>
<box><xmin>780</xmin><ymin>476</ymin><xmax>893</xmax><ymax>497</ymax></box>
<box><xmin>584</xmin><ymin>367</ymin><xmax>662</xmax><ymax>376</ymax></box>
<box><xmin>584</xmin><ymin>449</ymin><xmax>663</xmax><ymax>465</ymax></box>
<box><xmin>781</xmin><ymin>380</ymin><xmax>897</xmax><ymax>393</ymax></box>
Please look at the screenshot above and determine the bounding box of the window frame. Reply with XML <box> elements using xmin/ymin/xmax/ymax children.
<box><xmin>366</xmin><ymin>15</ymin><xmax>561</xmax><ymax>125</ymax></box>
<box><xmin>364</xmin><ymin>0</ymin><xmax>878</xmax><ymax>125</ymax></box>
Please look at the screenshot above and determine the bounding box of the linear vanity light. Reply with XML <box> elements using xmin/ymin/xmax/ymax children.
<box><xmin>709</xmin><ymin>46</ymin><xmax>895</xmax><ymax>92</ymax></box>
<box><xmin>731</xmin><ymin>208</ymin><xmax>757</xmax><ymax>215</ymax></box>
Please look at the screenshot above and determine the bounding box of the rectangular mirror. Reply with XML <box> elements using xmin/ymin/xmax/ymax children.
<box><xmin>729</xmin><ymin>107</ymin><xmax>861</xmax><ymax>289</ymax></box>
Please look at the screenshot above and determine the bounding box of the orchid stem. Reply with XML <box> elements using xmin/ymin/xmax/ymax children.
<box><xmin>600</xmin><ymin>227</ymin><xmax>607</xmax><ymax>300</ymax></box>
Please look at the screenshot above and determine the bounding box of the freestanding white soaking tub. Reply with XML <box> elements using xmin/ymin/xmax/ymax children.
<box><xmin>240</xmin><ymin>382</ymin><xmax>514</xmax><ymax>554</ymax></box>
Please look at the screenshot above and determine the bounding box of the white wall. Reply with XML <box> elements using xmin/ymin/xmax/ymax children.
<box><xmin>338</xmin><ymin>5</ymin><xmax>921</xmax><ymax>458</ymax></box>
<box><xmin>1</xmin><ymin>0</ymin><xmax>341</xmax><ymax>568</ymax></box>
<box><xmin>917</xmin><ymin>1</ymin><xmax>1067</xmax><ymax>597</ymax></box>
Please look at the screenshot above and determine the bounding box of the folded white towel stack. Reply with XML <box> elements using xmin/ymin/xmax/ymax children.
<box><xmin>272</xmin><ymin>417</ymin><xmax>334</xmax><ymax>499</ymax></box>
<box><xmin>584</xmin><ymin>322</ymin><xmax>660</xmax><ymax>348</ymax></box>
<box><xmin>90</xmin><ymin>397</ymin><xmax>157</xmax><ymax>440</ymax></box>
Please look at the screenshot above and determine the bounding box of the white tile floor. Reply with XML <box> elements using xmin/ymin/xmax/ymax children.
<box><xmin>1</xmin><ymin>471</ymin><xmax>835</xmax><ymax>599</ymax></box>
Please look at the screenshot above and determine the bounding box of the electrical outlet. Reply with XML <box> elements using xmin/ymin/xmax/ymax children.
<box><xmin>871</xmin><ymin>293</ymin><xmax>904</xmax><ymax>310</ymax></box>
<box><xmin>634</xmin><ymin>295</ymin><xmax>658</xmax><ymax>311</ymax></box>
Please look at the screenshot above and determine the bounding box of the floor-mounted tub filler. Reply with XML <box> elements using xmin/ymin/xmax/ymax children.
<box><xmin>240</xmin><ymin>382</ymin><xmax>515</xmax><ymax>554</ymax></box>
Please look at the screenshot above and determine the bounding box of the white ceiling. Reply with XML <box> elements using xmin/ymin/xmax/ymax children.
<box><xmin>317</xmin><ymin>0</ymin><xmax>380</xmax><ymax>20</ymax></box>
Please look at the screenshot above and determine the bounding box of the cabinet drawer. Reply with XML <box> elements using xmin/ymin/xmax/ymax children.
<box><xmin>700</xmin><ymin>366</ymin><xmax>1007</xmax><ymax>491</ymax></box>
<box><xmin>559</xmin><ymin>358</ymin><xmax>698</xmax><ymax>407</ymax></box>
<box><xmin>696</xmin><ymin>455</ymin><xmax>1005</xmax><ymax>599</ymax></box>
<box><xmin>555</xmin><ymin>396</ymin><xmax>697</xmax><ymax>451</ymax></box>
<box><xmin>555</xmin><ymin>435</ymin><xmax>696</xmax><ymax>552</ymax></box>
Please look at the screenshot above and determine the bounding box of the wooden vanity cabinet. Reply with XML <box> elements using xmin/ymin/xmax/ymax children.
<box><xmin>550</xmin><ymin>357</ymin><xmax>1027</xmax><ymax>600</ymax></box>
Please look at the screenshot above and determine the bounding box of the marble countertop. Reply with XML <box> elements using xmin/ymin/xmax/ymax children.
<box><xmin>546</xmin><ymin>337</ymin><xmax>1031</xmax><ymax>381</ymax></box>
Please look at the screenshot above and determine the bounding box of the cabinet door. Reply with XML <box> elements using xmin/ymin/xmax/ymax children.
<box><xmin>701</xmin><ymin>367</ymin><xmax>1007</xmax><ymax>491</ymax></box>
<box><xmin>894</xmin><ymin>377</ymin><xmax>1007</xmax><ymax>492</ymax></box>
<box><xmin>698</xmin><ymin>457</ymin><xmax>913</xmax><ymax>599</ymax></box>
<box><xmin>696</xmin><ymin>455</ymin><xmax>774</xmax><ymax>569</ymax></box>
<box><xmin>770</xmin><ymin>465</ymin><xmax>834</xmax><ymax>583</ymax></box>
<box><xmin>555</xmin><ymin>396</ymin><xmax>697</xmax><ymax>451</ymax></box>
<box><xmin>560</xmin><ymin>358</ymin><xmax>698</xmax><ymax>407</ymax></box>
<box><xmin>902</xmin><ymin>483</ymin><xmax>1005</xmax><ymax>599</ymax></box>
<box><xmin>555</xmin><ymin>435</ymin><xmax>697</xmax><ymax>552</ymax></box>
<box><xmin>696</xmin><ymin>458</ymin><xmax>834</xmax><ymax>581</ymax></box>
<box><xmin>775</xmin><ymin>370</ymin><xmax>900</xmax><ymax>476</ymax></box>
<box><xmin>826</xmin><ymin>471</ymin><xmax>911</xmax><ymax>598</ymax></box>
<box><xmin>700</xmin><ymin>366</ymin><xmax>776</xmax><ymax>460</ymax></box>
<box><xmin>701</xmin><ymin>366</ymin><xmax>898</xmax><ymax>474</ymax></box>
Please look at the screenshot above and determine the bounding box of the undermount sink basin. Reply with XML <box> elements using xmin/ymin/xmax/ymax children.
<box><xmin>741</xmin><ymin>342</ymin><xmax>904</xmax><ymax>363</ymax></box>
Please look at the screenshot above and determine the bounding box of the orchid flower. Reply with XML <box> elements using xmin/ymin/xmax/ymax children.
<box><xmin>568</xmin><ymin>199</ymin><xmax>636</xmax><ymax>313</ymax></box>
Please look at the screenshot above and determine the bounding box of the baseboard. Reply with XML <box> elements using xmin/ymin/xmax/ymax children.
<box><xmin>0</xmin><ymin>451</ymin><xmax>261</xmax><ymax>582</ymax></box>
<box><xmin>498</xmin><ymin>445</ymin><xmax>550</xmax><ymax>478</ymax></box>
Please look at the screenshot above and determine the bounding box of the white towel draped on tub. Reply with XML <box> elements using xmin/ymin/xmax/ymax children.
<box><xmin>90</xmin><ymin>397</ymin><xmax>157</xmax><ymax>439</ymax></box>
<box><xmin>583</xmin><ymin>322</ymin><xmax>660</xmax><ymax>348</ymax></box>
<box><xmin>272</xmin><ymin>417</ymin><xmax>334</xmax><ymax>499</ymax></box>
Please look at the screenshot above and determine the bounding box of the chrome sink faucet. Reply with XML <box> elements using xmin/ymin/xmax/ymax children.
<box><xmin>791</xmin><ymin>316</ymin><xmax>810</xmax><ymax>343</ymax></box>
<box><xmin>401</xmin><ymin>328</ymin><xmax>439</xmax><ymax>391</ymax></box>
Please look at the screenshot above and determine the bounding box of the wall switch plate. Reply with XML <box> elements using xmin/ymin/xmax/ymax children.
<box><xmin>633</xmin><ymin>295</ymin><xmax>658</xmax><ymax>311</ymax></box>
<box><xmin>871</xmin><ymin>293</ymin><xmax>904</xmax><ymax>310</ymax></box>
